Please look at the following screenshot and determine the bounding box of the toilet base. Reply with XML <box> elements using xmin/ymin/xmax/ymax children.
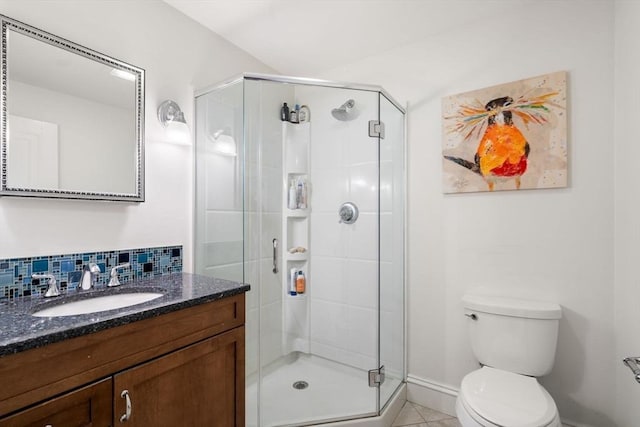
<box><xmin>455</xmin><ymin>396</ymin><xmax>562</xmax><ymax>427</ymax></box>
<box><xmin>456</xmin><ymin>397</ymin><xmax>496</xmax><ymax>427</ymax></box>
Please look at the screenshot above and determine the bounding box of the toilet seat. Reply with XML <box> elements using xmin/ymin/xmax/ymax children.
<box><xmin>458</xmin><ymin>367</ymin><xmax>559</xmax><ymax>427</ymax></box>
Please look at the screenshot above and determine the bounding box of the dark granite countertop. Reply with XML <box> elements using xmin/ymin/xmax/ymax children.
<box><xmin>0</xmin><ymin>273</ymin><xmax>249</xmax><ymax>357</ymax></box>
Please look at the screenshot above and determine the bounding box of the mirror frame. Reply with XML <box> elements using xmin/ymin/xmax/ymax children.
<box><xmin>0</xmin><ymin>15</ymin><xmax>145</xmax><ymax>202</ymax></box>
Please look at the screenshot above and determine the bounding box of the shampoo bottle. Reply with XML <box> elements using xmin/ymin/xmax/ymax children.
<box><xmin>296</xmin><ymin>270</ymin><xmax>306</xmax><ymax>294</ymax></box>
<box><xmin>299</xmin><ymin>178</ymin><xmax>307</xmax><ymax>209</ymax></box>
<box><xmin>288</xmin><ymin>179</ymin><xmax>297</xmax><ymax>210</ymax></box>
<box><xmin>296</xmin><ymin>178</ymin><xmax>304</xmax><ymax>209</ymax></box>
<box><xmin>290</xmin><ymin>268</ymin><xmax>298</xmax><ymax>296</ymax></box>
<box><xmin>289</xmin><ymin>106</ymin><xmax>298</xmax><ymax>123</ymax></box>
<box><xmin>281</xmin><ymin>103</ymin><xmax>290</xmax><ymax>121</ymax></box>
<box><xmin>299</xmin><ymin>105</ymin><xmax>310</xmax><ymax>123</ymax></box>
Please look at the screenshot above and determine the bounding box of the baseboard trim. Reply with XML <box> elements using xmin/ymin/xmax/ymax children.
<box><xmin>406</xmin><ymin>374</ymin><xmax>459</xmax><ymax>417</ymax></box>
<box><xmin>407</xmin><ymin>374</ymin><xmax>459</xmax><ymax>396</ymax></box>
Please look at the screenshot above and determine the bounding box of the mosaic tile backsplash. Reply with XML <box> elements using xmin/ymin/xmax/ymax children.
<box><xmin>0</xmin><ymin>245</ymin><xmax>183</xmax><ymax>300</ymax></box>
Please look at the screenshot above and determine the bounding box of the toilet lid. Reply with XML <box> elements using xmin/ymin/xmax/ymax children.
<box><xmin>460</xmin><ymin>367</ymin><xmax>558</xmax><ymax>427</ymax></box>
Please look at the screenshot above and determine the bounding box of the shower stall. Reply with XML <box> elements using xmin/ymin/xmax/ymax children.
<box><xmin>194</xmin><ymin>74</ymin><xmax>405</xmax><ymax>426</ymax></box>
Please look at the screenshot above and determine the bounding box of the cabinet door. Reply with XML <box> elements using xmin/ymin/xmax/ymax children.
<box><xmin>0</xmin><ymin>378</ymin><xmax>112</xmax><ymax>427</ymax></box>
<box><xmin>114</xmin><ymin>326</ymin><xmax>244</xmax><ymax>427</ymax></box>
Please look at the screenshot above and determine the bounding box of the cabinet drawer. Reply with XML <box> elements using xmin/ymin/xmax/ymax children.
<box><xmin>0</xmin><ymin>378</ymin><xmax>111</xmax><ymax>427</ymax></box>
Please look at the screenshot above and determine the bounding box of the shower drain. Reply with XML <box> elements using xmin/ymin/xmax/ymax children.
<box><xmin>292</xmin><ymin>381</ymin><xmax>309</xmax><ymax>390</ymax></box>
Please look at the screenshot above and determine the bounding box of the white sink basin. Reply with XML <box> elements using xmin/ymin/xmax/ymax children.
<box><xmin>32</xmin><ymin>292</ymin><xmax>164</xmax><ymax>317</ymax></box>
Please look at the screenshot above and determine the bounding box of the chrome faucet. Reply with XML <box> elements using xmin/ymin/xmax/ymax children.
<box><xmin>32</xmin><ymin>273</ymin><xmax>60</xmax><ymax>298</ymax></box>
<box><xmin>79</xmin><ymin>263</ymin><xmax>101</xmax><ymax>290</ymax></box>
<box><xmin>108</xmin><ymin>262</ymin><xmax>130</xmax><ymax>287</ymax></box>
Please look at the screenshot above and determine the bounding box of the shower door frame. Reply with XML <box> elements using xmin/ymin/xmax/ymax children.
<box><xmin>197</xmin><ymin>72</ymin><xmax>406</xmax><ymax>114</ymax></box>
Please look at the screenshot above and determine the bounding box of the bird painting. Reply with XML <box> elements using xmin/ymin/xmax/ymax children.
<box><xmin>442</xmin><ymin>72</ymin><xmax>567</xmax><ymax>193</ymax></box>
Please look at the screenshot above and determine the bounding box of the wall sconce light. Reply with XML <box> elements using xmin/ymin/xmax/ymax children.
<box><xmin>209</xmin><ymin>128</ymin><xmax>237</xmax><ymax>156</ymax></box>
<box><xmin>110</xmin><ymin>68</ymin><xmax>136</xmax><ymax>82</ymax></box>
<box><xmin>157</xmin><ymin>99</ymin><xmax>190</xmax><ymax>144</ymax></box>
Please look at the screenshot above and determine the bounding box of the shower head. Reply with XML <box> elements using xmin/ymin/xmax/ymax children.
<box><xmin>331</xmin><ymin>99</ymin><xmax>356</xmax><ymax>121</ymax></box>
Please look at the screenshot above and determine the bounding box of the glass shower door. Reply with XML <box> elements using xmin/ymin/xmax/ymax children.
<box><xmin>245</xmin><ymin>81</ymin><xmax>384</xmax><ymax>425</ymax></box>
<box><xmin>195</xmin><ymin>75</ymin><xmax>405</xmax><ymax>427</ymax></box>
<box><xmin>303</xmin><ymin>85</ymin><xmax>381</xmax><ymax>423</ymax></box>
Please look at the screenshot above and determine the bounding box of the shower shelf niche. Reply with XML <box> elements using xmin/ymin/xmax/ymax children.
<box><xmin>286</xmin><ymin>252</ymin><xmax>308</xmax><ymax>261</ymax></box>
<box><xmin>282</xmin><ymin>119</ymin><xmax>311</xmax><ymax>355</ymax></box>
<box><xmin>284</xmin><ymin>122</ymin><xmax>310</xmax><ymax>174</ymax></box>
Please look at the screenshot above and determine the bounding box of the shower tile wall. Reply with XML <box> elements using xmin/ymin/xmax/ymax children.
<box><xmin>195</xmin><ymin>84</ymin><xmax>249</xmax><ymax>371</ymax></box>
<box><xmin>300</xmin><ymin>86</ymin><xmax>380</xmax><ymax>370</ymax></box>
<box><xmin>245</xmin><ymin>79</ymin><xmax>289</xmax><ymax>373</ymax></box>
<box><xmin>196</xmin><ymin>80</ymin><xmax>291</xmax><ymax>382</ymax></box>
<box><xmin>196</xmin><ymin>85</ymin><xmax>244</xmax><ymax>283</ymax></box>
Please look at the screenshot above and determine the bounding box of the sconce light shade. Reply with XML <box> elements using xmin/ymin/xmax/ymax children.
<box><xmin>209</xmin><ymin>128</ymin><xmax>237</xmax><ymax>156</ymax></box>
<box><xmin>158</xmin><ymin>99</ymin><xmax>190</xmax><ymax>144</ymax></box>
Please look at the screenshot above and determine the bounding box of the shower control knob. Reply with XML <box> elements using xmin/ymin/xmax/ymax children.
<box><xmin>338</xmin><ymin>202</ymin><xmax>359</xmax><ymax>224</ymax></box>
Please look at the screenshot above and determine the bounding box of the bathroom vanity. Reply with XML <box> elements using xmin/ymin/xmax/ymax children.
<box><xmin>0</xmin><ymin>273</ymin><xmax>249</xmax><ymax>426</ymax></box>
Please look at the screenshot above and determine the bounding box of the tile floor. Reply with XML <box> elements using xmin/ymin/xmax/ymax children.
<box><xmin>392</xmin><ymin>401</ymin><xmax>462</xmax><ymax>427</ymax></box>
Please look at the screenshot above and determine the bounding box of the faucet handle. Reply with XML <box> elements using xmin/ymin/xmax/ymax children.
<box><xmin>32</xmin><ymin>273</ymin><xmax>60</xmax><ymax>298</ymax></box>
<box><xmin>108</xmin><ymin>262</ymin><xmax>130</xmax><ymax>287</ymax></box>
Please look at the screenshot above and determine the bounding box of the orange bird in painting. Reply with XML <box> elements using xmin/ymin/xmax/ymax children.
<box><xmin>444</xmin><ymin>91</ymin><xmax>560</xmax><ymax>191</ymax></box>
<box><xmin>445</xmin><ymin>97</ymin><xmax>529</xmax><ymax>191</ymax></box>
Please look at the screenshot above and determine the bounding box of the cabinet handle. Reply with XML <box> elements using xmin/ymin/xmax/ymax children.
<box><xmin>120</xmin><ymin>389</ymin><xmax>132</xmax><ymax>422</ymax></box>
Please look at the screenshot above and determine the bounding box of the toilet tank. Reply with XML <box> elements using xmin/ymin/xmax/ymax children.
<box><xmin>463</xmin><ymin>294</ymin><xmax>562</xmax><ymax>377</ymax></box>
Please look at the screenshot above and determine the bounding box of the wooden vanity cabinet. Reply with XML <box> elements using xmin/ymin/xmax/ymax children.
<box><xmin>114</xmin><ymin>327</ymin><xmax>243</xmax><ymax>426</ymax></box>
<box><xmin>0</xmin><ymin>294</ymin><xmax>245</xmax><ymax>427</ymax></box>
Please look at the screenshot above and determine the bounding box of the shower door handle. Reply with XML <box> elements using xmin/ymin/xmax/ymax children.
<box><xmin>272</xmin><ymin>238</ymin><xmax>278</xmax><ymax>274</ymax></box>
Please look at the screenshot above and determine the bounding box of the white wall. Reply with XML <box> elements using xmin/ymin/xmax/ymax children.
<box><xmin>318</xmin><ymin>1</ymin><xmax>616</xmax><ymax>425</ymax></box>
<box><xmin>0</xmin><ymin>0</ymin><xmax>273</xmax><ymax>268</ymax></box>
<box><xmin>613</xmin><ymin>1</ymin><xmax>640</xmax><ymax>425</ymax></box>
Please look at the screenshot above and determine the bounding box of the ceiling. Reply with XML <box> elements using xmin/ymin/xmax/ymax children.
<box><xmin>163</xmin><ymin>0</ymin><xmax>505</xmax><ymax>76</ymax></box>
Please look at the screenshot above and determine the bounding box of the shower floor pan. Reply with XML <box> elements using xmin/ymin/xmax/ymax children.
<box><xmin>246</xmin><ymin>354</ymin><xmax>401</xmax><ymax>426</ymax></box>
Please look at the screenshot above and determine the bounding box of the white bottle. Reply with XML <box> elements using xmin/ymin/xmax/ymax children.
<box><xmin>299</xmin><ymin>178</ymin><xmax>307</xmax><ymax>209</ymax></box>
<box><xmin>289</xmin><ymin>268</ymin><xmax>298</xmax><ymax>295</ymax></box>
<box><xmin>296</xmin><ymin>178</ymin><xmax>304</xmax><ymax>209</ymax></box>
<box><xmin>288</xmin><ymin>179</ymin><xmax>297</xmax><ymax>210</ymax></box>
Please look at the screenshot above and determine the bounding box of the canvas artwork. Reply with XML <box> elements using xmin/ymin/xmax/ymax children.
<box><xmin>442</xmin><ymin>71</ymin><xmax>567</xmax><ymax>194</ymax></box>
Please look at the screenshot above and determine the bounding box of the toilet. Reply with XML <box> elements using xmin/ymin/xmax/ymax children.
<box><xmin>456</xmin><ymin>294</ymin><xmax>562</xmax><ymax>427</ymax></box>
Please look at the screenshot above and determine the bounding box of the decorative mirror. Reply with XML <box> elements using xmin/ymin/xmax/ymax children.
<box><xmin>0</xmin><ymin>15</ymin><xmax>145</xmax><ymax>201</ymax></box>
